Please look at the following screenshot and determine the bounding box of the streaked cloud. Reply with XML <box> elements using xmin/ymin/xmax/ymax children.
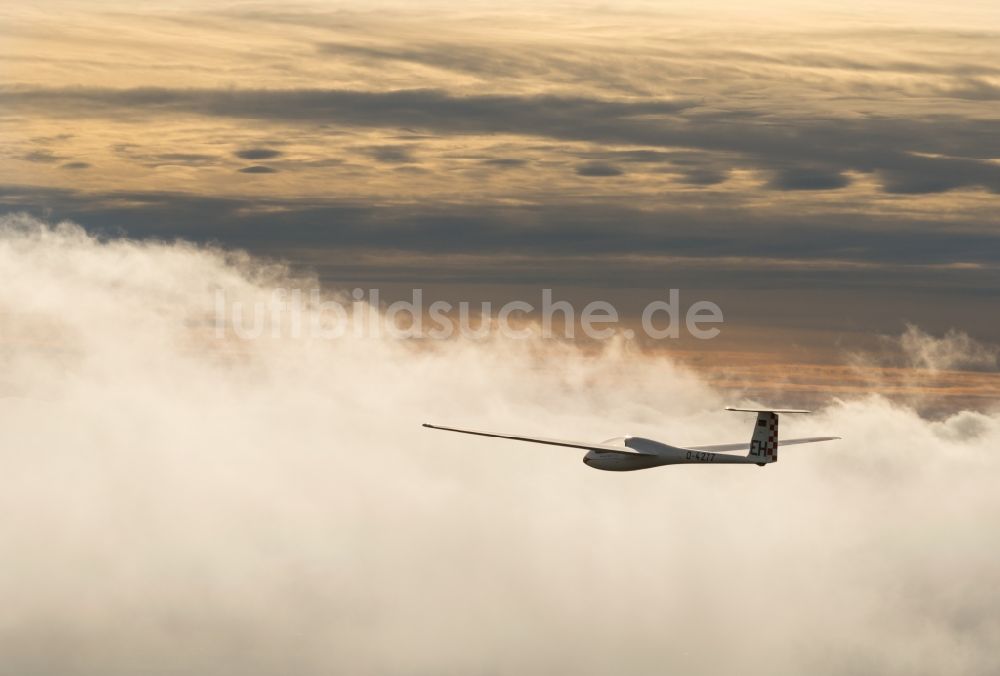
<box><xmin>234</xmin><ymin>148</ymin><xmax>283</xmax><ymax>160</ymax></box>
<box><xmin>238</xmin><ymin>165</ymin><xmax>279</xmax><ymax>174</ymax></box>
<box><xmin>5</xmin><ymin>85</ymin><xmax>998</xmax><ymax>194</ymax></box>
<box><xmin>575</xmin><ymin>162</ymin><xmax>623</xmax><ymax>177</ymax></box>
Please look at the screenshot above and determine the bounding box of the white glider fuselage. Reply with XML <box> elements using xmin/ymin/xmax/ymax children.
<box><xmin>583</xmin><ymin>437</ymin><xmax>762</xmax><ymax>471</ymax></box>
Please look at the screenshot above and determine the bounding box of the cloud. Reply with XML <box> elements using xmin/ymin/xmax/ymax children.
<box><xmin>110</xmin><ymin>146</ymin><xmax>220</xmax><ymax>168</ymax></box>
<box><xmin>362</xmin><ymin>145</ymin><xmax>414</xmax><ymax>163</ymax></box>
<box><xmin>0</xmin><ymin>86</ymin><xmax>694</xmax><ymax>130</ymax></box>
<box><xmin>676</xmin><ymin>168</ymin><xmax>728</xmax><ymax>185</ymax></box>
<box><xmin>0</xmin><ymin>215</ymin><xmax>998</xmax><ymax>674</ymax></box>
<box><xmin>235</xmin><ymin>148</ymin><xmax>283</xmax><ymax>160</ymax></box>
<box><xmin>21</xmin><ymin>150</ymin><xmax>63</xmax><ymax>163</ymax></box>
<box><xmin>0</xmin><ymin>182</ymin><xmax>998</xmax><ymax>344</ymax></box>
<box><xmin>769</xmin><ymin>167</ymin><xmax>851</xmax><ymax>191</ymax></box>
<box><xmin>897</xmin><ymin>324</ymin><xmax>998</xmax><ymax>372</ymax></box>
<box><xmin>29</xmin><ymin>133</ymin><xmax>74</xmax><ymax>144</ymax></box>
<box><xmin>937</xmin><ymin>78</ymin><xmax>1000</xmax><ymax>101</ymax></box>
<box><xmin>153</xmin><ymin>153</ymin><xmax>217</xmax><ymax>163</ymax></box>
<box><xmin>317</xmin><ymin>40</ymin><xmax>530</xmax><ymax>78</ymax></box>
<box><xmin>844</xmin><ymin>325</ymin><xmax>999</xmax><ymax>412</ymax></box>
<box><xmin>575</xmin><ymin>162</ymin><xmax>624</xmax><ymax>177</ymax></box>
<box><xmin>480</xmin><ymin>158</ymin><xmax>527</xmax><ymax>168</ymax></box>
<box><xmin>4</xmin><ymin>86</ymin><xmax>998</xmax><ymax>194</ymax></box>
<box><xmin>238</xmin><ymin>165</ymin><xmax>278</xmax><ymax>174</ymax></box>
<box><xmin>4</xmin><ymin>183</ymin><xmax>1000</xmax><ymax>275</ymax></box>
<box><xmin>60</xmin><ymin>162</ymin><xmax>91</xmax><ymax>170</ymax></box>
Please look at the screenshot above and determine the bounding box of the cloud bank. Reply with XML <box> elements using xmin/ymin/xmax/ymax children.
<box><xmin>0</xmin><ymin>214</ymin><xmax>998</xmax><ymax>675</ymax></box>
<box><xmin>6</xmin><ymin>85</ymin><xmax>999</xmax><ymax>195</ymax></box>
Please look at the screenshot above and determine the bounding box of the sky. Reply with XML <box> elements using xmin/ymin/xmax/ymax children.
<box><xmin>2</xmin><ymin>0</ymin><xmax>999</xmax><ymax>405</ymax></box>
<box><xmin>0</xmin><ymin>2</ymin><xmax>999</xmax><ymax>672</ymax></box>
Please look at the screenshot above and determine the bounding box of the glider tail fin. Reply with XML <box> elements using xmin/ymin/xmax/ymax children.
<box><xmin>748</xmin><ymin>411</ymin><xmax>779</xmax><ymax>464</ymax></box>
<box><xmin>725</xmin><ymin>407</ymin><xmax>812</xmax><ymax>465</ymax></box>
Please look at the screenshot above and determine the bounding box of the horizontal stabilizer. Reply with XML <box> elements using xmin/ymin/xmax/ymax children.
<box><xmin>725</xmin><ymin>407</ymin><xmax>811</xmax><ymax>414</ymax></box>
<box><xmin>687</xmin><ymin>436</ymin><xmax>840</xmax><ymax>453</ymax></box>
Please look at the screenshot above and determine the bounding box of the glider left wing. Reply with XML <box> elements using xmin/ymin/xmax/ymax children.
<box><xmin>422</xmin><ymin>423</ymin><xmax>654</xmax><ymax>455</ymax></box>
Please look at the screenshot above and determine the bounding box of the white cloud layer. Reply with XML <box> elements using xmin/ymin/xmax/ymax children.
<box><xmin>0</xmin><ymin>214</ymin><xmax>998</xmax><ymax>675</ymax></box>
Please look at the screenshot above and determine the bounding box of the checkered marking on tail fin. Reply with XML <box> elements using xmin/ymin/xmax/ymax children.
<box><xmin>748</xmin><ymin>412</ymin><xmax>779</xmax><ymax>463</ymax></box>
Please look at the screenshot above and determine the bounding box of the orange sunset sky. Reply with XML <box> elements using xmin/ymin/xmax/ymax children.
<box><xmin>2</xmin><ymin>0</ymin><xmax>998</xmax><ymax>408</ymax></box>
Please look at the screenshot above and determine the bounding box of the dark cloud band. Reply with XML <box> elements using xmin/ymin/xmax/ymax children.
<box><xmin>4</xmin><ymin>86</ymin><xmax>998</xmax><ymax>194</ymax></box>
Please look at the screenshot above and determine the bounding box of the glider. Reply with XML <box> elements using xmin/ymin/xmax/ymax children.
<box><xmin>423</xmin><ymin>408</ymin><xmax>839</xmax><ymax>471</ymax></box>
